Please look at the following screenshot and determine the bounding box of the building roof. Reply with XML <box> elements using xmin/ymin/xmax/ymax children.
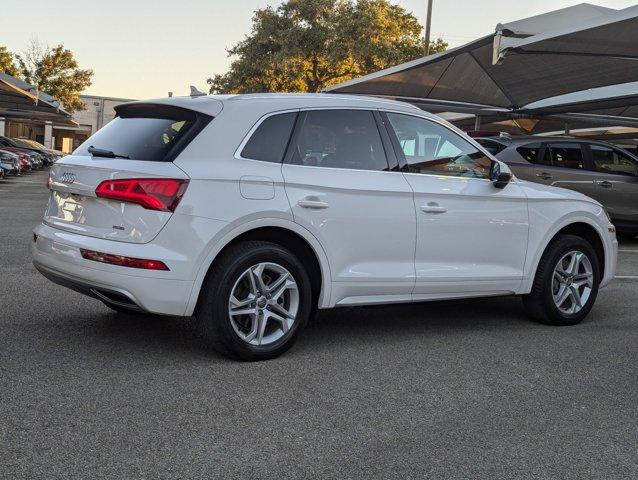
<box><xmin>0</xmin><ymin>73</ymin><xmax>76</xmax><ymax>126</ymax></box>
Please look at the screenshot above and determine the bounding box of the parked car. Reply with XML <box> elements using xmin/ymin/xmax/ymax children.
<box><xmin>0</xmin><ymin>136</ymin><xmax>49</xmax><ymax>167</ymax></box>
<box><xmin>34</xmin><ymin>94</ymin><xmax>618</xmax><ymax>360</ymax></box>
<box><xmin>475</xmin><ymin>135</ymin><xmax>638</xmax><ymax>235</ymax></box>
<box><xmin>11</xmin><ymin>138</ymin><xmax>60</xmax><ymax>165</ymax></box>
<box><xmin>16</xmin><ymin>138</ymin><xmax>64</xmax><ymax>160</ymax></box>
<box><xmin>0</xmin><ymin>149</ymin><xmax>21</xmax><ymax>176</ymax></box>
<box><xmin>0</xmin><ymin>146</ymin><xmax>36</xmax><ymax>170</ymax></box>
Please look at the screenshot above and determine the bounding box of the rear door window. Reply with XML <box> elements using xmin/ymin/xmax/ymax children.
<box><xmin>73</xmin><ymin>104</ymin><xmax>211</xmax><ymax>162</ymax></box>
<box><xmin>287</xmin><ymin>110</ymin><xmax>389</xmax><ymax>171</ymax></box>
<box><xmin>516</xmin><ymin>143</ymin><xmax>542</xmax><ymax>163</ymax></box>
<box><xmin>241</xmin><ymin>112</ymin><xmax>297</xmax><ymax>163</ymax></box>
<box><xmin>545</xmin><ymin>143</ymin><xmax>586</xmax><ymax>170</ymax></box>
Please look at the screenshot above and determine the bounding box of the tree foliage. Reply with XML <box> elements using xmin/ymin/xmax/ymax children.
<box><xmin>208</xmin><ymin>0</ymin><xmax>447</xmax><ymax>94</ymax></box>
<box><xmin>0</xmin><ymin>46</ymin><xmax>20</xmax><ymax>77</ymax></box>
<box><xmin>15</xmin><ymin>40</ymin><xmax>93</xmax><ymax>113</ymax></box>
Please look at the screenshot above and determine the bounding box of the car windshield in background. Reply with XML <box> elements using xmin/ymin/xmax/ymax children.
<box><xmin>73</xmin><ymin>106</ymin><xmax>204</xmax><ymax>162</ymax></box>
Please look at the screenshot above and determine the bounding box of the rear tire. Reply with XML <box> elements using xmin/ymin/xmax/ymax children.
<box><xmin>196</xmin><ymin>241</ymin><xmax>312</xmax><ymax>361</ymax></box>
<box><xmin>523</xmin><ymin>234</ymin><xmax>600</xmax><ymax>326</ymax></box>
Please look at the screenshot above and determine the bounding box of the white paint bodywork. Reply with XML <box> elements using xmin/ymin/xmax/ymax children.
<box><xmin>33</xmin><ymin>94</ymin><xmax>618</xmax><ymax>316</ymax></box>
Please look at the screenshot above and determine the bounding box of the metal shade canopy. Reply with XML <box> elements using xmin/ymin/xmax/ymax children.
<box><xmin>0</xmin><ymin>73</ymin><xmax>76</xmax><ymax>126</ymax></box>
<box><xmin>326</xmin><ymin>3</ymin><xmax>638</xmax><ymax>113</ymax></box>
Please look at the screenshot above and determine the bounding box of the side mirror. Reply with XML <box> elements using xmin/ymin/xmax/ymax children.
<box><xmin>490</xmin><ymin>162</ymin><xmax>512</xmax><ymax>189</ymax></box>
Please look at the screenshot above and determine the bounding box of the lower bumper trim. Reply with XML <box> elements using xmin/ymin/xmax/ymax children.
<box><xmin>33</xmin><ymin>261</ymin><xmax>144</xmax><ymax>312</ymax></box>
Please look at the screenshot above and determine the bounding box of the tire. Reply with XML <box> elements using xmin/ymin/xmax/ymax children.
<box><xmin>195</xmin><ymin>241</ymin><xmax>312</xmax><ymax>361</ymax></box>
<box><xmin>523</xmin><ymin>234</ymin><xmax>600</xmax><ymax>326</ymax></box>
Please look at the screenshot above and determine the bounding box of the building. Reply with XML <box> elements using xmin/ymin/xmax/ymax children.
<box><xmin>66</xmin><ymin>95</ymin><xmax>135</xmax><ymax>152</ymax></box>
<box><xmin>0</xmin><ymin>72</ymin><xmax>76</xmax><ymax>151</ymax></box>
<box><xmin>0</xmin><ymin>72</ymin><xmax>135</xmax><ymax>153</ymax></box>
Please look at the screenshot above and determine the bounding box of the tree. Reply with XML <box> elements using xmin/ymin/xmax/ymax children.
<box><xmin>208</xmin><ymin>0</ymin><xmax>447</xmax><ymax>94</ymax></box>
<box><xmin>0</xmin><ymin>46</ymin><xmax>19</xmax><ymax>77</ymax></box>
<box><xmin>17</xmin><ymin>40</ymin><xmax>93</xmax><ymax>113</ymax></box>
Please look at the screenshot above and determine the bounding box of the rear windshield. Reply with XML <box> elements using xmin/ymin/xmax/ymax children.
<box><xmin>73</xmin><ymin>104</ymin><xmax>211</xmax><ymax>162</ymax></box>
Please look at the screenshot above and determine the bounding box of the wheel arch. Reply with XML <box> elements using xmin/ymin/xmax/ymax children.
<box><xmin>523</xmin><ymin>216</ymin><xmax>607</xmax><ymax>293</ymax></box>
<box><xmin>185</xmin><ymin>218</ymin><xmax>331</xmax><ymax>315</ymax></box>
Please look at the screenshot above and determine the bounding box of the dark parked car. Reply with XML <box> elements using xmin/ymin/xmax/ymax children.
<box><xmin>0</xmin><ymin>146</ymin><xmax>37</xmax><ymax>170</ymax></box>
<box><xmin>0</xmin><ymin>149</ymin><xmax>21</xmax><ymax>176</ymax></box>
<box><xmin>476</xmin><ymin>136</ymin><xmax>638</xmax><ymax>235</ymax></box>
<box><xmin>0</xmin><ymin>136</ymin><xmax>51</xmax><ymax>167</ymax></box>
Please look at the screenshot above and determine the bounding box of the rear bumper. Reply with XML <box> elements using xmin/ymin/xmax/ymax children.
<box><xmin>32</xmin><ymin>223</ymin><xmax>195</xmax><ymax>316</ymax></box>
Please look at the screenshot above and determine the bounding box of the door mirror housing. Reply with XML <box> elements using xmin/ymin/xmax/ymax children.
<box><xmin>490</xmin><ymin>161</ymin><xmax>512</xmax><ymax>189</ymax></box>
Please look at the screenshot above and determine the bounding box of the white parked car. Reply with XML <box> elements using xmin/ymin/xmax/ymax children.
<box><xmin>33</xmin><ymin>94</ymin><xmax>618</xmax><ymax>360</ymax></box>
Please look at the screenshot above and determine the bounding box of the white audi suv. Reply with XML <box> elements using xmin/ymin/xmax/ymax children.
<box><xmin>33</xmin><ymin>94</ymin><xmax>618</xmax><ymax>360</ymax></box>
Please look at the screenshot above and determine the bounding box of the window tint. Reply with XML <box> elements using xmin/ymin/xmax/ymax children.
<box><xmin>546</xmin><ymin>143</ymin><xmax>585</xmax><ymax>170</ymax></box>
<box><xmin>74</xmin><ymin>105</ymin><xmax>208</xmax><ymax>162</ymax></box>
<box><xmin>516</xmin><ymin>143</ymin><xmax>542</xmax><ymax>163</ymax></box>
<box><xmin>386</xmin><ymin>113</ymin><xmax>492</xmax><ymax>179</ymax></box>
<box><xmin>288</xmin><ymin>110</ymin><xmax>388</xmax><ymax>171</ymax></box>
<box><xmin>241</xmin><ymin>112</ymin><xmax>297</xmax><ymax>163</ymax></box>
<box><xmin>475</xmin><ymin>138</ymin><xmax>506</xmax><ymax>155</ymax></box>
<box><xmin>590</xmin><ymin>145</ymin><xmax>638</xmax><ymax>176</ymax></box>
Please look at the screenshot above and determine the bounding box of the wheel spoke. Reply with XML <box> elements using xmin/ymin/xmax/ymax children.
<box><xmin>267</xmin><ymin>310</ymin><xmax>290</xmax><ymax>334</ymax></box>
<box><xmin>269</xmin><ymin>302</ymin><xmax>294</xmax><ymax>319</ymax></box>
<box><xmin>255</xmin><ymin>313</ymin><xmax>268</xmax><ymax>345</ymax></box>
<box><xmin>565</xmin><ymin>252</ymin><xmax>579</xmax><ymax>276</ymax></box>
<box><xmin>267</xmin><ymin>271</ymin><xmax>289</xmax><ymax>294</ymax></box>
<box><xmin>251</xmin><ymin>264</ymin><xmax>268</xmax><ymax>294</ymax></box>
<box><xmin>230</xmin><ymin>294</ymin><xmax>253</xmax><ymax>309</ymax></box>
<box><xmin>230</xmin><ymin>307</ymin><xmax>256</xmax><ymax>317</ymax></box>
<box><xmin>570</xmin><ymin>286</ymin><xmax>583</xmax><ymax>309</ymax></box>
<box><xmin>243</xmin><ymin>316</ymin><xmax>258</xmax><ymax>343</ymax></box>
<box><xmin>555</xmin><ymin>285</ymin><xmax>571</xmax><ymax>308</ymax></box>
<box><xmin>272</xmin><ymin>279</ymin><xmax>297</xmax><ymax>302</ymax></box>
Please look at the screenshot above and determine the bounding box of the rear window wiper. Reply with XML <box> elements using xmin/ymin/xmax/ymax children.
<box><xmin>88</xmin><ymin>146</ymin><xmax>130</xmax><ymax>159</ymax></box>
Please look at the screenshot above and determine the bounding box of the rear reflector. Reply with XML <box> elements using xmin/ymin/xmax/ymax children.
<box><xmin>95</xmin><ymin>178</ymin><xmax>188</xmax><ymax>212</ymax></box>
<box><xmin>80</xmin><ymin>248</ymin><xmax>170</xmax><ymax>271</ymax></box>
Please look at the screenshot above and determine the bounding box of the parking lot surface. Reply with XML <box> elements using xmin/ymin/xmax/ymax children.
<box><xmin>1</xmin><ymin>170</ymin><xmax>637</xmax><ymax>479</ymax></box>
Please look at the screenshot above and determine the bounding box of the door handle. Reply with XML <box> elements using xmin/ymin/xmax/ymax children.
<box><xmin>596</xmin><ymin>180</ymin><xmax>613</xmax><ymax>188</ymax></box>
<box><xmin>536</xmin><ymin>172</ymin><xmax>553</xmax><ymax>180</ymax></box>
<box><xmin>420</xmin><ymin>204</ymin><xmax>447</xmax><ymax>214</ymax></box>
<box><xmin>298</xmin><ymin>198</ymin><xmax>329</xmax><ymax>209</ymax></box>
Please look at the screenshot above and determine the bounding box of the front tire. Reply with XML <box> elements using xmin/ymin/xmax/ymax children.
<box><xmin>196</xmin><ymin>241</ymin><xmax>312</xmax><ymax>361</ymax></box>
<box><xmin>523</xmin><ymin>234</ymin><xmax>600</xmax><ymax>326</ymax></box>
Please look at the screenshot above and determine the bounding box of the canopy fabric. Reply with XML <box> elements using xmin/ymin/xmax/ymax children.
<box><xmin>495</xmin><ymin>5</ymin><xmax>638</xmax><ymax>63</ymax></box>
<box><xmin>326</xmin><ymin>3</ymin><xmax>638</xmax><ymax>112</ymax></box>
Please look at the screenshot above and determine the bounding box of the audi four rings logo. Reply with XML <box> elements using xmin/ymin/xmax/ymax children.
<box><xmin>60</xmin><ymin>172</ymin><xmax>77</xmax><ymax>184</ymax></box>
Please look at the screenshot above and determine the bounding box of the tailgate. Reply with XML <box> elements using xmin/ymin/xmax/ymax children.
<box><xmin>45</xmin><ymin>156</ymin><xmax>189</xmax><ymax>243</ymax></box>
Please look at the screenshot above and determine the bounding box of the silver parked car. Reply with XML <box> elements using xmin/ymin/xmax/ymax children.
<box><xmin>476</xmin><ymin>136</ymin><xmax>638</xmax><ymax>235</ymax></box>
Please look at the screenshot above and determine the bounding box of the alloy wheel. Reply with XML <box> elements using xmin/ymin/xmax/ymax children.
<box><xmin>551</xmin><ymin>250</ymin><xmax>594</xmax><ymax>315</ymax></box>
<box><xmin>228</xmin><ymin>262</ymin><xmax>299</xmax><ymax>346</ymax></box>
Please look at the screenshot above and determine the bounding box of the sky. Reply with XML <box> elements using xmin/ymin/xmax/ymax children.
<box><xmin>1</xmin><ymin>0</ymin><xmax>636</xmax><ymax>99</ymax></box>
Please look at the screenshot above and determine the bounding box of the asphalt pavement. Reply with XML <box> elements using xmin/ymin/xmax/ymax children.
<box><xmin>1</xmin><ymin>170</ymin><xmax>637</xmax><ymax>479</ymax></box>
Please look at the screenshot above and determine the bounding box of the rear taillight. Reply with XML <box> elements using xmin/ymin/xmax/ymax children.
<box><xmin>46</xmin><ymin>174</ymin><xmax>51</xmax><ymax>190</ymax></box>
<box><xmin>95</xmin><ymin>178</ymin><xmax>188</xmax><ymax>212</ymax></box>
<box><xmin>80</xmin><ymin>249</ymin><xmax>170</xmax><ymax>271</ymax></box>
